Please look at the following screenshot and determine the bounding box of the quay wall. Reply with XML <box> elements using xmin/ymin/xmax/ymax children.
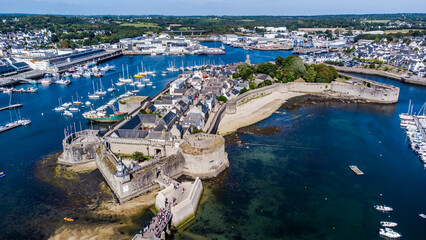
<box><xmin>170</xmin><ymin>177</ymin><xmax>203</xmax><ymax>227</ymax></box>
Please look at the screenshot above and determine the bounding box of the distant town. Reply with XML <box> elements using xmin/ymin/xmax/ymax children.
<box><xmin>0</xmin><ymin>14</ymin><xmax>425</xmax><ymax>83</ymax></box>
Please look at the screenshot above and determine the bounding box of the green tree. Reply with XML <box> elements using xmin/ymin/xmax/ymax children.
<box><xmin>133</xmin><ymin>152</ymin><xmax>145</xmax><ymax>162</ymax></box>
<box><xmin>217</xmin><ymin>95</ymin><xmax>228</xmax><ymax>102</ymax></box>
<box><xmin>303</xmin><ymin>66</ymin><xmax>317</xmax><ymax>82</ymax></box>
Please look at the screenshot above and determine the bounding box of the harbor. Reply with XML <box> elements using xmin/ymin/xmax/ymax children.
<box><xmin>0</xmin><ymin>45</ymin><xmax>426</xmax><ymax>239</ymax></box>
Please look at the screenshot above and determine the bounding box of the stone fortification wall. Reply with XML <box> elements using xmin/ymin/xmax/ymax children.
<box><xmin>226</xmin><ymin>80</ymin><xmax>399</xmax><ymax>114</ymax></box>
<box><xmin>180</xmin><ymin>133</ymin><xmax>229</xmax><ymax>178</ymax></box>
<box><xmin>170</xmin><ymin>177</ymin><xmax>203</xmax><ymax>227</ymax></box>
<box><xmin>107</xmin><ymin>137</ymin><xmax>181</xmax><ymax>157</ymax></box>
<box><xmin>155</xmin><ymin>177</ymin><xmax>203</xmax><ymax>227</ymax></box>
<box><xmin>96</xmin><ymin>146</ymin><xmax>186</xmax><ymax>203</ymax></box>
<box><xmin>58</xmin><ymin>130</ymin><xmax>100</xmax><ymax>165</ymax></box>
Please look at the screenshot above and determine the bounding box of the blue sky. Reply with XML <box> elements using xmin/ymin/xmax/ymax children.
<box><xmin>0</xmin><ymin>0</ymin><xmax>425</xmax><ymax>15</ymax></box>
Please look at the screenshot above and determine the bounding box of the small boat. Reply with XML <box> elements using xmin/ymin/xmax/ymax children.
<box><xmin>68</xmin><ymin>107</ymin><xmax>79</xmax><ymax>112</ymax></box>
<box><xmin>85</xmin><ymin>101</ymin><xmax>91</xmax><ymax>106</ymax></box>
<box><xmin>63</xmin><ymin>110</ymin><xmax>73</xmax><ymax>117</ymax></box>
<box><xmin>374</xmin><ymin>205</ymin><xmax>393</xmax><ymax>212</ymax></box>
<box><xmin>40</xmin><ymin>79</ymin><xmax>51</xmax><ymax>85</ymax></box>
<box><xmin>88</xmin><ymin>94</ymin><xmax>100</xmax><ymax>100</ymax></box>
<box><xmin>116</xmin><ymin>82</ymin><xmax>125</xmax><ymax>86</ymax></box>
<box><xmin>379</xmin><ymin>228</ymin><xmax>401</xmax><ymax>239</ymax></box>
<box><xmin>0</xmin><ymin>172</ymin><xmax>5</xmax><ymax>178</ymax></box>
<box><xmin>64</xmin><ymin>217</ymin><xmax>74</xmax><ymax>222</ymax></box>
<box><xmin>137</xmin><ymin>82</ymin><xmax>145</xmax><ymax>88</ymax></box>
<box><xmin>61</xmin><ymin>102</ymin><xmax>72</xmax><ymax>108</ymax></box>
<box><xmin>131</xmin><ymin>90</ymin><xmax>139</xmax><ymax>93</ymax></box>
<box><xmin>420</xmin><ymin>213</ymin><xmax>426</xmax><ymax>219</ymax></box>
<box><xmin>380</xmin><ymin>221</ymin><xmax>397</xmax><ymax>228</ymax></box>
<box><xmin>56</xmin><ymin>79</ymin><xmax>71</xmax><ymax>85</ymax></box>
<box><xmin>54</xmin><ymin>106</ymin><xmax>66</xmax><ymax>112</ymax></box>
<box><xmin>146</xmin><ymin>82</ymin><xmax>153</xmax><ymax>86</ymax></box>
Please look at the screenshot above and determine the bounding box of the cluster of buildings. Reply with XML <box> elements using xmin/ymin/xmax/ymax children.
<box><xmin>118</xmin><ymin>33</ymin><xmax>223</xmax><ymax>55</ymax></box>
<box><xmin>112</xmin><ymin>64</ymin><xmax>243</xmax><ymax>154</ymax></box>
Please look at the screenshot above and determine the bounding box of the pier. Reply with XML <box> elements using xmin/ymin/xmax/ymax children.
<box><xmin>0</xmin><ymin>103</ymin><xmax>22</xmax><ymax>112</ymax></box>
<box><xmin>349</xmin><ymin>165</ymin><xmax>364</xmax><ymax>175</ymax></box>
<box><xmin>0</xmin><ymin>70</ymin><xmax>44</xmax><ymax>87</ymax></box>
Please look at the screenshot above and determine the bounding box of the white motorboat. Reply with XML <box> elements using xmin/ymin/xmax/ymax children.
<box><xmin>40</xmin><ymin>79</ymin><xmax>51</xmax><ymax>85</ymax></box>
<box><xmin>54</xmin><ymin>106</ymin><xmax>66</xmax><ymax>112</ymax></box>
<box><xmin>146</xmin><ymin>81</ymin><xmax>153</xmax><ymax>86</ymax></box>
<box><xmin>62</xmin><ymin>110</ymin><xmax>73</xmax><ymax>117</ymax></box>
<box><xmin>137</xmin><ymin>82</ymin><xmax>145</xmax><ymax>88</ymax></box>
<box><xmin>379</xmin><ymin>228</ymin><xmax>401</xmax><ymax>239</ymax></box>
<box><xmin>85</xmin><ymin>101</ymin><xmax>91</xmax><ymax>106</ymax></box>
<box><xmin>380</xmin><ymin>221</ymin><xmax>397</xmax><ymax>228</ymax></box>
<box><xmin>116</xmin><ymin>82</ymin><xmax>125</xmax><ymax>86</ymax></box>
<box><xmin>68</xmin><ymin>107</ymin><xmax>79</xmax><ymax>112</ymax></box>
<box><xmin>61</xmin><ymin>102</ymin><xmax>72</xmax><ymax>108</ymax></box>
<box><xmin>420</xmin><ymin>213</ymin><xmax>426</xmax><ymax>219</ymax></box>
<box><xmin>56</xmin><ymin>79</ymin><xmax>71</xmax><ymax>85</ymax></box>
<box><xmin>374</xmin><ymin>205</ymin><xmax>393</xmax><ymax>212</ymax></box>
<box><xmin>88</xmin><ymin>94</ymin><xmax>100</xmax><ymax>100</ymax></box>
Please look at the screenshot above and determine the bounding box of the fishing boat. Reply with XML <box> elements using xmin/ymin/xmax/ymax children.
<box><xmin>56</xmin><ymin>79</ymin><xmax>71</xmax><ymax>85</ymax></box>
<box><xmin>83</xmin><ymin>111</ymin><xmax>128</xmax><ymax>123</ymax></box>
<box><xmin>374</xmin><ymin>205</ymin><xmax>393</xmax><ymax>212</ymax></box>
<box><xmin>40</xmin><ymin>79</ymin><xmax>51</xmax><ymax>85</ymax></box>
<box><xmin>379</xmin><ymin>228</ymin><xmax>401</xmax><ymax>239</ymax></box>
<box><xmin>380</xmin><ymin>221</ymin><xmax>397</xmax><ymax>228</ymax></box>
<box><xmin>64</xmin><ymin>217</ymin><xmax>74</xmax><ymax>222</ymax></box>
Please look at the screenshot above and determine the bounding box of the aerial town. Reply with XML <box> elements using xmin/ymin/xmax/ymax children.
<box><xmin>0</xmin><ymin>12</ymin><xmax>425</xmax><ymax>240</ymax></box>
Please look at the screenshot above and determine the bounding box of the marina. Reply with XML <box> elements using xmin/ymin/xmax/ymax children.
<box><xmin>0</xmin><ymin>44</ymin><xmax>425</xmax><ymax>239</ymax></box>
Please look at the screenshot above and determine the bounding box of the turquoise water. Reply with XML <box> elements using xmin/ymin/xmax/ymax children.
<box><xmin>1</xmin><ymin>43</ymin><xmax>425</xmax><ymax>239</ymax></box>
<box><xmin>177</xmin><ymin>75</ymin><xmax>426</xmax><ymax>239</ymax></box>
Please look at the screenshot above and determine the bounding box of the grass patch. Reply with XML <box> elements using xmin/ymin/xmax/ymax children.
<box><xmin>364</xmin><ymin>20</ymin><xmax>390</xmax><ymax>23</ymax></box>
<box><xmin>119</xmin><ymin>22</ymin><xmax>160</xmax><ymax>28</ymax></box>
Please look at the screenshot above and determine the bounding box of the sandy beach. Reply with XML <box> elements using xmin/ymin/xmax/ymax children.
<box><xmin>48</xmin><ymin>186</ymin><xmax>160</xmax><ymax>240</ymax></box>
<box><xmin>218</xmin><ymin>91</ymin><xmax>303</xmax><ymax>135</ymax></box>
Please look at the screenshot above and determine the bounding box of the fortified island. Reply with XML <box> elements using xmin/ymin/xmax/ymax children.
<box><xmin>57</xmin><ymin>56</ymin><xmax>399</xmax><ymax>239</ymax></box>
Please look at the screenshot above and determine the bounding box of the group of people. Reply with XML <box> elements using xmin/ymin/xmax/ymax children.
<box><xmin>140</xmin><ymin>204</ymin><xmax>172</xmax><ymax>238</ymax></box>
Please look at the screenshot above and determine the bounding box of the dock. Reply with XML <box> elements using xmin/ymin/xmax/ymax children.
<box><xmin>0</xmin><ymin>103</ymin><xmax>23</xmax><ymax>112</ymax></box>
<box><xmin>349</xmin><ymin>165</ymin><xmax>364</xmax><ymax>175</ymax></box>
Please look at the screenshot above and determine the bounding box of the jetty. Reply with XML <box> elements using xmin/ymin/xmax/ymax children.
<box><xmin>349</xmin><ymin>165</ymin><xmax>364</xmax><ymax>175</ymax></box>
<box><xmin>0</xmin><ymin>103</ymin><xmax>22</xmax><ymax>112</ymax></box>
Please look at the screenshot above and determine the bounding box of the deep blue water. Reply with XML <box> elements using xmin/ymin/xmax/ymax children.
<box><xmin>177</xmin><ymin>74</ymin><xmax>426</xmax><ymax>239</ymax></box>
<box><xmin>0</xmin><ymin>43</ymin><xmax>425</xmax><ymax>239</ymax></box>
